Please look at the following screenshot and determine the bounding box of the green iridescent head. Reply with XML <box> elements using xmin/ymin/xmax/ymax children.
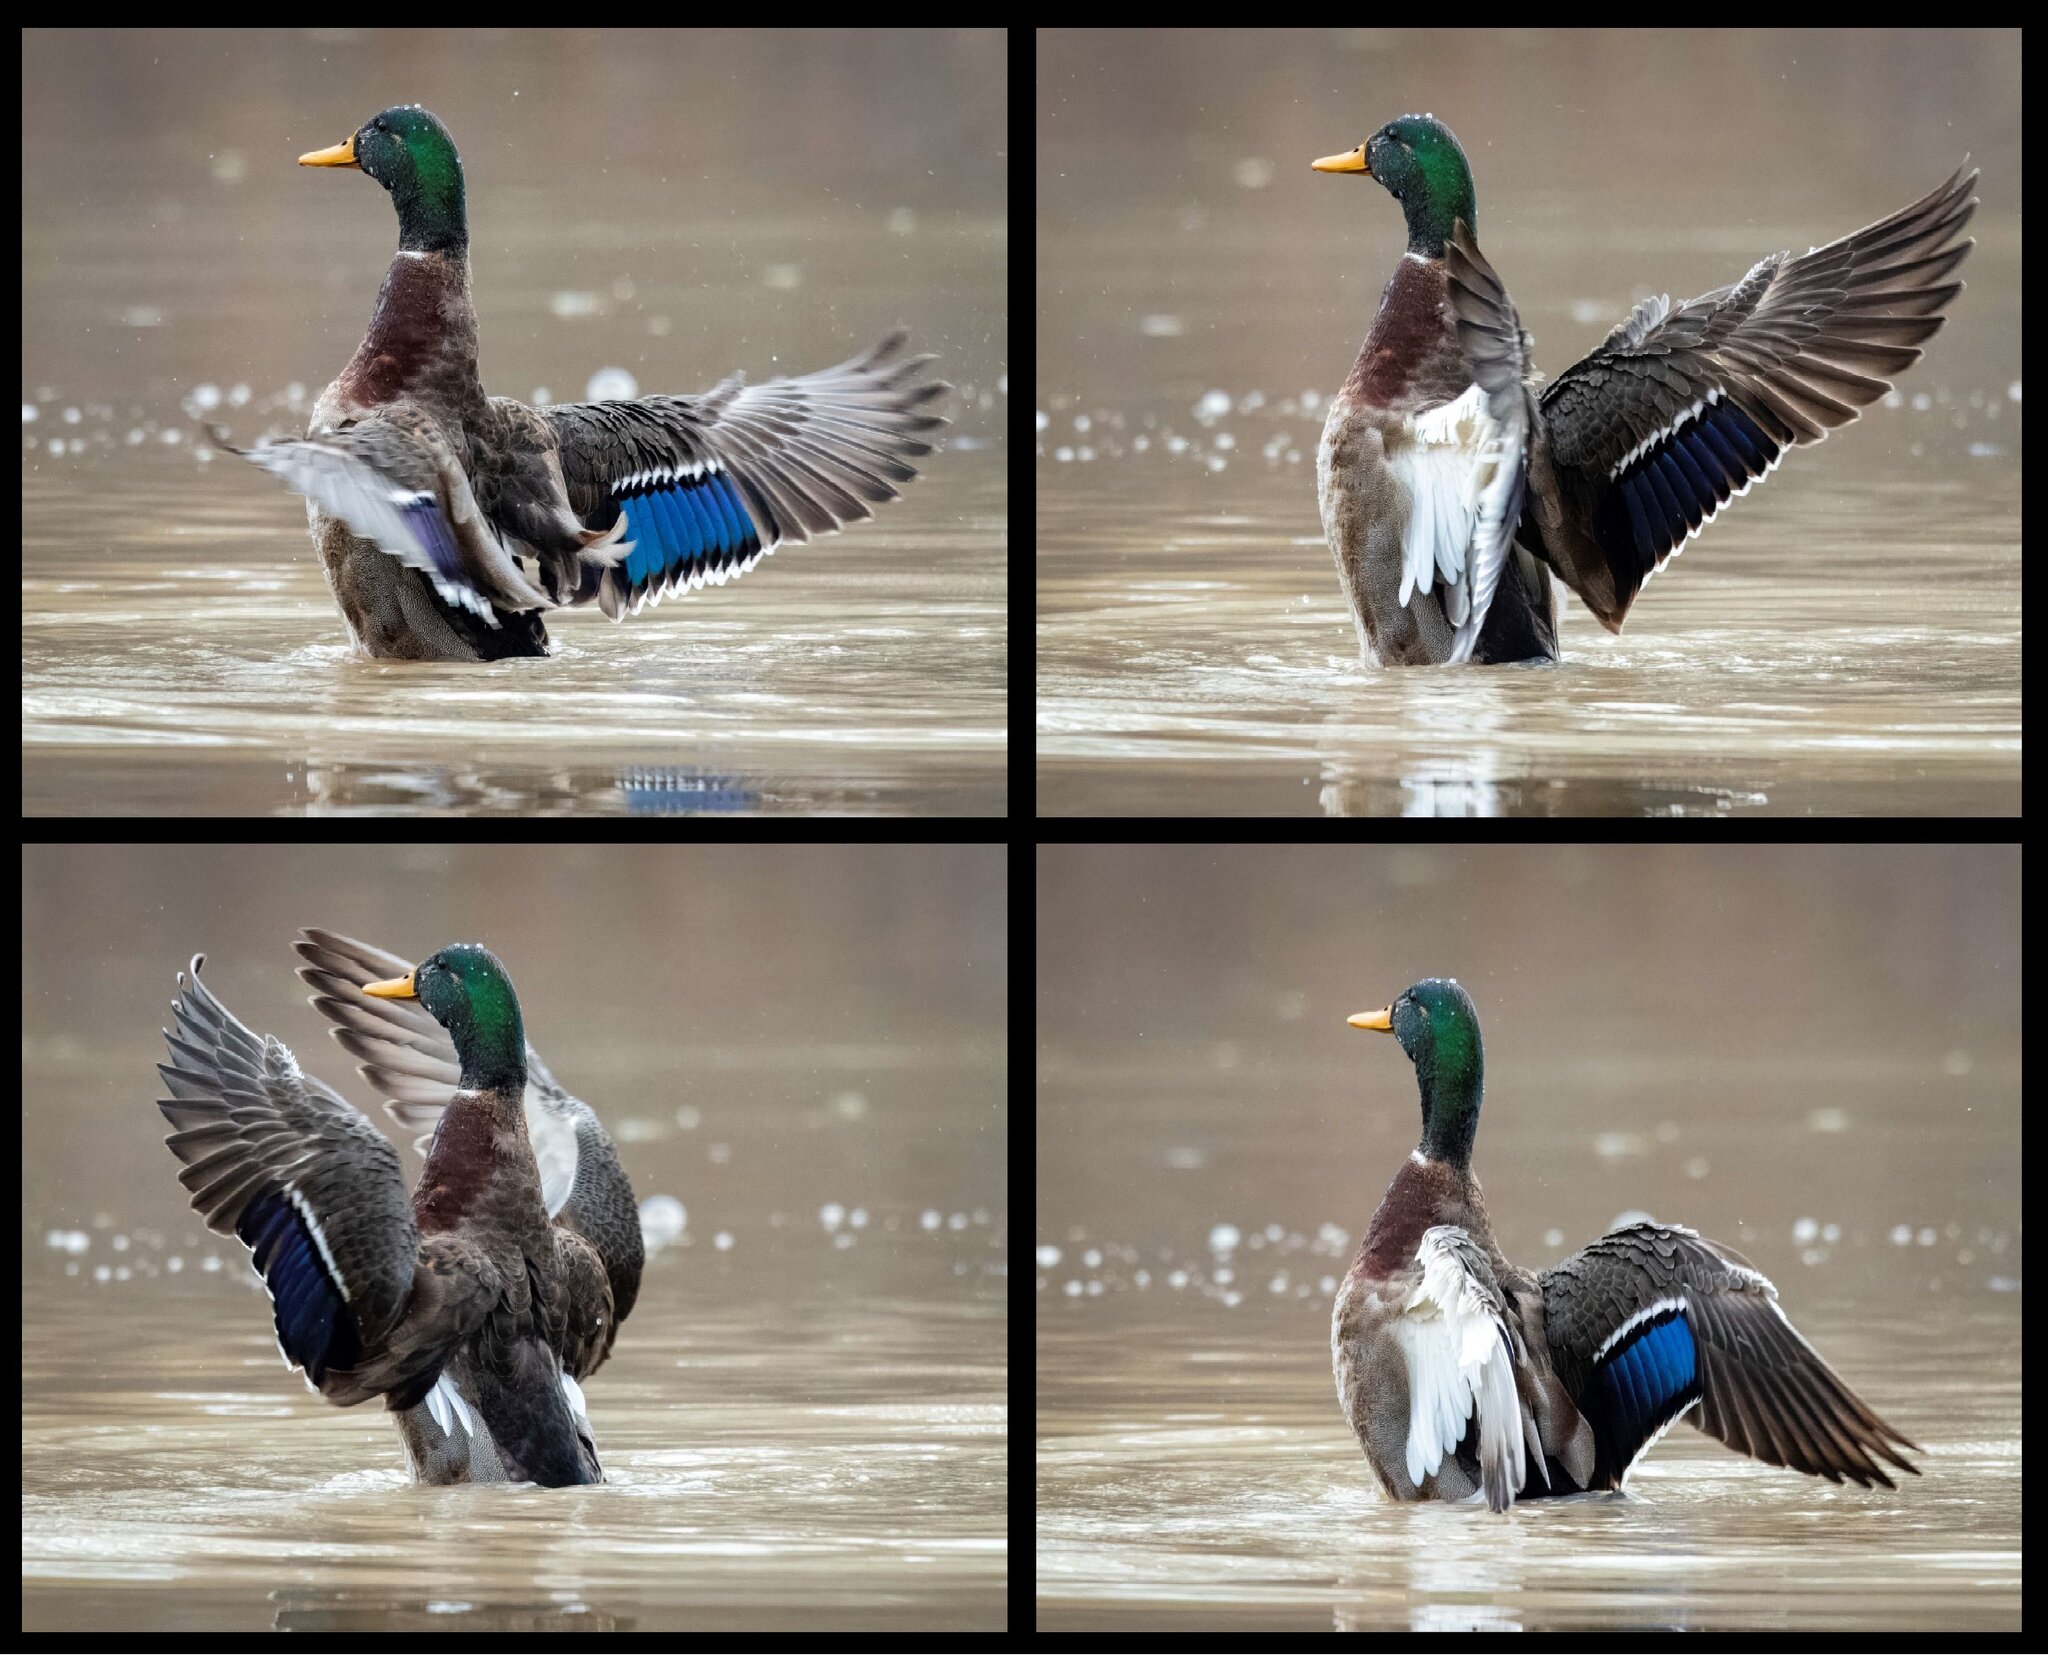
<box><xmin>364</xmin><ymin>941</ymin><xmax>525</xmax><ymax>1092</ymax></box>
<box><xmin>1349</xmin><ymin>977</ymin><xmax>1485</xmax><ymax>1166</ymax></box>
<box><xmin>301</xmin><ymin>104</ymin><xmax>468</xmax><ymax>255</ymax></box>
<box><xmin>1313</xmin><ymin>113</ymin><xmax>1475</xmax><ymax>258</ymax></box>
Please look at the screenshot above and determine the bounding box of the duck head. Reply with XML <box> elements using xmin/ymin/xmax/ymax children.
<box><xmin>365</xmin><ymin>942</ymin><xmax>526</xmax><ymax>1093</ymax></box>
<box><xmin>300</xmin><ymin>104</ymin><xmax>468</xmax><ymax>254</ymax></box>
<box><xmin>1313</xmin><ymin>113</ymin><xmax>1474</xmax><ymax>258</ymax></box>
<box><xmin>1350</xmin><ymin>977</ymin><xmax>1484</xmax><ymax>1168</ymax></box>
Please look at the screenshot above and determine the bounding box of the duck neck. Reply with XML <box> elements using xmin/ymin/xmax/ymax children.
<box><xmin>1416</xmin><ymin>1030</ymin><xmax>1482</xmax><ymax>1169</ymax></box>
<box><xmin>338</xmin><ymin>250</ymin><xmax>481</xmax><ymax>413</ymax></box>
<box><xmin>415</xmin><ymin>1081</ymin><xmax>541</xmax><ymax>1238</ymax></box>
<box><xmin>1358</xmin><ymin>1156</ymin><xmax>1491</xmax><ymax>1275</ymax></box>
<box><xmin>391</xmin><ymin>147</ymin><xmax>467</xmax><ymax>257</ymax></box>
<box><xmin>1400</xmin><ymin>182</ymin><xmax>1470</xmax><ymax>260</ymax></box>
<box><xmin>453</xmin><ymin>986</ymin><xmax>526</xmax><ymax>1097</ymax></box>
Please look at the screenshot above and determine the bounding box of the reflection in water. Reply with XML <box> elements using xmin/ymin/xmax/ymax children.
<box><xmin>617</xmin><ymin>768</ymin><xmax>759</xmax><ymax>813</ymax></box>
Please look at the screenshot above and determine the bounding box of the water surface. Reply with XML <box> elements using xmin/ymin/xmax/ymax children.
<box><xmin>1037</xmin><ymin>1302</ymin><xmax>2015</xmax><ymax>1632</ymax></box>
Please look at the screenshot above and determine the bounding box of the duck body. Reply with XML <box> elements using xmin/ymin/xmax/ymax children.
<box><xmin>1334</xmin><ymin>979</ymin><xmax>1919</xmax><ymax>1511</ymax></box>
<box><xmin>1316</xmin><ymin>255</ymin><xmax>1557</xmax><ymax>665</ymax></box>
<box><xmin>157</xmin><ymin>935</ymin><xmax>642</xmax><ymax>1486</ymax></box>
<box><xmin>1313</xmin><ymin>115</ymin><xmax>1976</xmax><ymax>665</ymax></box>
<box><xmin>221</xmin><ymin>105</ymin><xmax>947</xmax><ymax>660</ymax></box>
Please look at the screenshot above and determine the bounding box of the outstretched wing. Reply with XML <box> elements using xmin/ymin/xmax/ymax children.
<box><xmin>543</xmin><ymin>332</ymin><xmax>949</xmax><ymax>618</ymax></box>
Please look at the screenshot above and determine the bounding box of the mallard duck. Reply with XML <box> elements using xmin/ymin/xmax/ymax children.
<box><xmin>215</xmin><ymin>105</ymin><xmax>947</xmax><ymax>660</ymax></box>
<box><xmin>293</xmin><ymin>927</ymin><xmax>644</xmax><ymax>1482</ymax></box>
<box><xmin>156</xmin><ymin>934</ymin><xmax>641</xmax><ymax>1486</ymax></box>
<box><xmin>1312</xmin><ymin>115</ymin><xmax>1976</xmax><ymax>664</ymax></box>
<box><xmin>1335</xmin><ymin>979</ymin><xmax>1919</xmax><ymax>1510</ymax></box>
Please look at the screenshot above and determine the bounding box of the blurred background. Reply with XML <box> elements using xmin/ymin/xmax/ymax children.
<box><xmin>24</xmin><ymin>29</ymin><xmax>1009</xmax><ymax>816</ymax></box>
<box><xmin>1037</xmin><ymin>29</ymin><xmax>2020</xmax><ymax>816</ymax></box>
<box><xmin>24</xmin><ymin>843</ymin><xmax>1007</xmax><ymax>1630</ymax></box>
<box><xmin>1036</xmin><ymin>844</ymin><xmax>2018</xmax><ymax>1630</ymax></box>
